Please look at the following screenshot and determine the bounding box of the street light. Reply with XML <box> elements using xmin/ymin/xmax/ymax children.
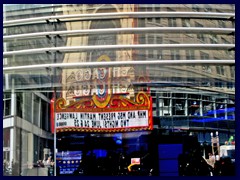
<box><xmin>210</xmin><ymin>131</ymin><xmax>220</xmax><ymax>156</ymax></box>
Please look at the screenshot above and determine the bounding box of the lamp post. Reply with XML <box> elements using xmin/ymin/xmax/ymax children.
<box><xmin>216</xmin><ymin>131</ymin><xmax>220</xmax><ymax>157</ymax></box>
<box><xmin>210</xmin><ymin>132</ymin><xmax>214</xmax><ymax>155</ymax></box>
<box><xmin>210</xmin><ymin>131</ymin><xmax>220</xmax><ymax>156</ymax></box>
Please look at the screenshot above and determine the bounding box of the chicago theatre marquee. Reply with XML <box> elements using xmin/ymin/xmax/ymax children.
<box><xmin>53</xmin><ymin>4</ymin><xmax>153</xmax><ymax>151</ymax></box>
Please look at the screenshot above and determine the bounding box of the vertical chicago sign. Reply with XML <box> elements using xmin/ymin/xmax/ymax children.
<box><xmin>55</xmin><ymin>54</ymin><xmax>153</xmax><ymax>133</ymax></box>
<box><xmin>56</xmin><ymin>5</ymin><xmax>152</xmax><ymax>133</ymax></box>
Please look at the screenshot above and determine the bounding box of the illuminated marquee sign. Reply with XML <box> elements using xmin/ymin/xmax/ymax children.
<box><xmin>131</xmin><ymin>158</ymin><xmax>141</xmax><ymax>165</ymax></box>
<box><xmin>57</xmin><ymin>54</ymin><xmax>152</xmax><ymax>133</ymax></box>
<box><xmin>55</xmin><ymin>92</ymin><xmax>153</xmax><ymax>133</ymax></box>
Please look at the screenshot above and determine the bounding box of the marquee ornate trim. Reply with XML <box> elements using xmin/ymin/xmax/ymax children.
<box><xmin>55</xmin><ymin>91</ymin><xmax>153</xmax><ymax>133</ymax></box>
<box><xmin>56</xmin><ymin>91</ymin><xmax>150</xmax><ymax>110</ymax></box>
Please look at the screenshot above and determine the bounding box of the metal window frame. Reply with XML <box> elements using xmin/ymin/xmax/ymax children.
<box><xmin>3</xmin><ymin>12</ymin><xmax>235</xmax><ymax>27</ymax></box>
<box><xmin>3</xmin><ymin>44</ymin><xmax>235</xmax><ymax>57</ymax></box>
<box><xmin>3</xmin><ymin>27</ymin><xmax>235</xmax><ymax>41</ymax></box>
<box><xmin>3</xmin><ymin>59</ymin><xmax>235</xmax><ymax>72</ymax></box>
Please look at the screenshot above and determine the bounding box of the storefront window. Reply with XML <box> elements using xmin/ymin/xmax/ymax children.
<box><xmin>202</xmin><ymin>101</ymin><xmax>214</xmax><ymax>117</ymax></box>
<box><xmin>172</xmin><ymin>99</ymin><xmax>185</xmax><ymax>115</ymax></box>
<box><xmin>3</xmin><ymin>94</ymin><xmax>11</xmax><ymax>116</ymax></box>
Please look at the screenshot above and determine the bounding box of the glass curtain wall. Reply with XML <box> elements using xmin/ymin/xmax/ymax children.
<box><xmin>3</xmin><ymin>4</ymin><xmax>235</xmax><ymax>176</ymax></box>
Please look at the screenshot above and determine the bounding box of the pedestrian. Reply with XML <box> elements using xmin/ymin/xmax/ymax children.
<box><xmin>44</xmin><ymin>156</ymin><xmax>52</xmax><ymax>167</ymax></box>
<box><xmin>3</xmin><ymin>159</ymin><xmax>9</xmax><ymax>175</ymax></box>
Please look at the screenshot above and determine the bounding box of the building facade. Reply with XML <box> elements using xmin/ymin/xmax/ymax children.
<box><xmin>3</xmin><ymin>4</ymin><xmax>235</xmax><ymax>176</ymax></box>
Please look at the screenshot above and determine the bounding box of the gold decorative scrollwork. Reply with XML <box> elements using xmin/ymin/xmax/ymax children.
<box><xmin>56</xmin><ymin>91</ymin><xmax>150</xmax><ymax>110</ymax></box>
